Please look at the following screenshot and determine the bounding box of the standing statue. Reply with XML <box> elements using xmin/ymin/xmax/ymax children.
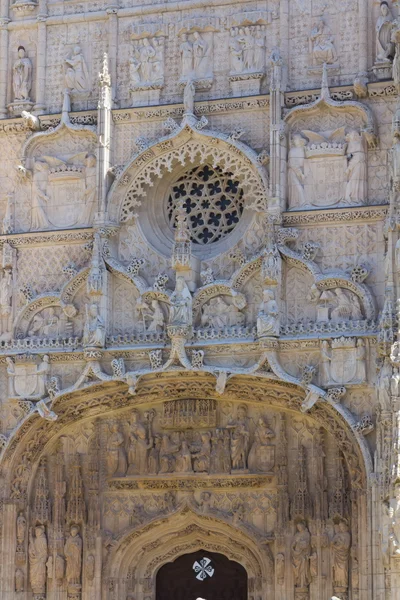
<box><xmin>15</xmin><ymin>568</ymin><xmax>24</xmax><ymax>592</ymax></box>
<box><xmin>31</xmin><ymin>160</ymin><xmax>50</xmax><ymax>230</ymax></box>
<box><xmin>291</xmin><ymin>521</ymin><xmax>312</xmax><ymax>588</ymax></box>
<box><xmin>17</xmin><ymin>512</ymin><xmax>27</xmax><ymax>545</ymax></box>
<box><xmin>248</xmin><ymin>417</ymin><xmax>275</xmax><ymax>472</ymax></box>
<box><xmin>229</xmin><ymin>28</ymin><xmax>243</xmax><ymax>73</ymax></box>
<box><xmin>64</xmin><ymin>46</ymin><xmax>90</xmax><ymax>93</ymax></box>
<box><xmin>288</xmin><ymin>134</ymin><xmax>307</xmax><ymax>208</ymax></box>
<box><xmin>227</xmin><ymin>405</ymin><xmax>250</xmax><ymax>470</ymax></box>
<box><xmin>127</xmin><ymin>409</ymin><xmax>153</xmax><ymax>475</ymax></box>
<box><xmin>183</xmin><ymin>79</ymin><xmax>196</xmax><ymax>115</ymax></box>
<box><xmin>320</xmin><ymin>340</ymin><xmax>331</xmax><ymax>386</ymax></box>
<box><xmin>192</xmin><ymin>31</ymin><xmax>208</xmax><ymax>77</ymax></box>
<box><xmin>13</xmin><ymin>46</ymin><xmax>32</xmax><ymax>101</ymax></box>
<box><xmin>28</xmin><ymin>526</ymin><xmax>48</xmax><ymax>594</ymax></box>
<box><xmin>192</xmin><ymin>432</ymin><xmax>211</xmax><ymax>473</ymax></box>
<box><xmin>257</xmin><ymin>289</ymin><xmax>280</xmax><ymax>337</ymax></box>
<box><xmin>81</xmin><ymin>153</ymin><xmax>97</xmax><ymax>224</ymax></box>
<box><xmin>64</xmin><ymin>525</ymin><xmax>82</xmax><ymax>586</ymax></box>
<box><xmin>175</xmin><ymin>440</ymin><xmax>193</xmax><ymax>473</ymax></box>
<box><xmin>83</xmin><ymin>303</ymin><xmax>105</xmax><ymax>347</ymax></box>
<box><xmin>180</xmin><ymin>34</ymin><xmax>193</xmax><ymax>80</ymax></box>
<box><xmin>253</xmin><ymin>29</ymin><xmax>265</xmax><ymax>72</ymax></box>
<box><xmin>344</xmin><ymin>130</ymin><xmax>367</xmax><ymax>204</ymax></box>
<box><xmin>331</xmin><ymin>520</ymin><xmax>351</xmax><ymax>589</ymax></box>
<box><xmin>376</xmin><ymin>1</ymin><xmax>394</xmax><ymax>62</ymax></box>
<box><xmin>107</xmin><ymin>423</ymin><xmax>127</xmax><ymax>477</ymax></box>
<box><xmin>169</xmin><ymin>276</ymin><xmax>192</xmax><ymax>326</ymax></box>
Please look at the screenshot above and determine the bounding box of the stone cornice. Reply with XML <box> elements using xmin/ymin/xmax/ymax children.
<box><xmin>282</xmin><ymin>204</ymin><xmax>388</xmax><ymax>226</ymax></box>
<box><xmin>0</xmin><ymin>227</ymin><xmax>93</xmax><ymax>247</ymax></box>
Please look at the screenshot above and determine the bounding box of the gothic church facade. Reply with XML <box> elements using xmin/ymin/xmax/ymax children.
<box><xmin>0</xmin><ymin>0</ymin><xmax>397</xmax><ymax>599</ymax></box>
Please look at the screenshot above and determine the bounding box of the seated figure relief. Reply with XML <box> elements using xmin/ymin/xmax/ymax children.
<box><xmin>200</xmin><ymin>295</ymin><xmax>246</xmax><ymax>329</ymax></box>
<box><xmin>308</xmin><ymin>285</ymin><xmax>363</xmax><ymax>322</ymax></box>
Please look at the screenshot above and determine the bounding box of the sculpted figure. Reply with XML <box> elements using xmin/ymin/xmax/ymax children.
<box><xmin>320</xmin><ymin>340</ymin><xmax>331</xmax><ymax>385</ymax></box>
<box><xmin>81</xmin><ymin>154</ymin><xmax>96</xmax><ymax>224</ymax></box>
<box><xmin>388</xmin><ymin>484</ymin><xmax>400</xmax><ymax>554</ymax></box>
<box><xmin>65</xmin><ymin>46</ymin><xmax>90</xmax><ymax>93</ymax></box>
<box><xmin>175</xmin><ymin>440</ymin><xmax>193</xmax><ymax>473</ymax></box>
<box><xmin>240</xmin><ymin>27</ymin><xmax>254</xmax><ymax>71</ymax></box>
<box><xmin>169</xmin><ymin>276</ymin><xmax>192</xmax><ymax>326</ymax></box>
<box><xmin>13</xmin><ymin>46</ymin><xmax>32</xmax><ymax>100</ymax></box>
<box><xmin>344</xmin><ymin>130</ymin><xmax>367</xmax><ymax>204</ymax></box>
<box><xmin>159</xmin><ymin>433</ymin><xmax>180</xmax><ymax>473</ymax></box>
<box><xmin>210</xmin><ymin>429</ymin><xmax>230</xmax><ymax>474</ymax></box>
<box><xmin>64</xmin><ymin>525</ymin><xmax>82</xmax><ymax>585</ymax></box>
<box><xmin>15</xmin><ymin>568</ymin><xmax>24</xmax><ymax>592</ymax></box>
<box><xmin>192</xmin><ymin>31</ymin><xmax>208</xmax><ymax>77</ymax></box>
<box><xmin>331</xmin><ymin>288</ymin><xmax>362</xmax><ymax>321</ymax></box>
<box><xmin>288</xmin><ymin>134</ymin><xmax>306</xmax><ymax>208</ymax></box>
<box><xmin>29</xmin><ymin>526</ymin><xmax>48</xmax><ymax>594</ymax></box>
<box><xmin>139</xmin><ymin>38</ymin><xmax>156</xmax><ymax>82</ymax></box>
<box><xmin>227</xmin><ymin>405</ymin><xmax>250</xmax><ymax>470</ymax></box>
<box><xmin>148</xmin><ymin>435</ymin><xmax>161</xmax><ymax>474</ymax></box>
<box><xmin>356</xmin><ymin>338</ymin><xmax>366</xmax><ymax>382</ymax></box>
<box><xmin>107</xmin><ymin>423</ymin><xmax>127</xmax><ymax>477</ymax></box>
<box><xmin>83</xmin><ymin>303</ymin><xmax>105</xmax><ymax>347</ymax></box>
<box><xmin>331</xmin><ymin>520</ymin><xmax>351</xmax><ymax>589</ymax></box>
<box><xmin>376</xmin><ymin>2</ymin><xmax>394</xmax><ymax>62</ymax></box>
<box><xmin>253</xmin><ymin>29</ymin><xmax>265</xmax><ymax>71</ymax></box>
<box><xmin>17</xmin><ymin>512</ymin><xmax>27</xmax><ymax>545</ymax></box>
<box><xmin>180</xmin><ymin>34</ymin><xmax>193</xmax><ymax>79</ymax></box>
<box><xmin>310</xmin><ymin>19</ymin><xmax>338</xmax><ymax>65</ymax></box>
<box><xmin>257</xmin><ymin>289</ymin><xmax>279</xmax><ymax>337</ymax></box>
<box><xmin>229</xmin><ymin>28</ymin><xmax>243</xmax><ymax>73</ymax></box>
<box><xmin>248</xmin><ymin>417</ymin><xmax>275</xmax><ymax>472</ymax></box>
<box><xmin>183</xmin><ymin>79</ymin><xmax>195</xmax><ymax>115</ymax></box>
<box><xmin>137</xmin><ymin>299</ymin><xmax>164</xmax><ymax>333</ymax></box>
<box><xmin>127</xmin><ymin>409</ymin><xmax>152</xmax><ymax>475</ymax></box>
<box><xmin>31</xmin><ymin>160</ymin><xmax>50</xmax><ymax>230</ymax></box>
<box><xmin>291</xmin><ymin>521</ymin><xmax>311</xmax><ymax>588</ymax></box>
<box><xmin>192</xmin><ymin>432</ymin><xmax>211</xmax><ymax>473</ymax></box>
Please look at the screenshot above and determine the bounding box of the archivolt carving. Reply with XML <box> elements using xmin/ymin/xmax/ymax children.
<box><xmin>2</xmin><ymin>375</ymin><xmax>370</xmax><ymax>503</ymax></box>
<box><xmin>107</xmin><ymin>122</ymin><xmax>270</xmax><ymax>223</ymax></box>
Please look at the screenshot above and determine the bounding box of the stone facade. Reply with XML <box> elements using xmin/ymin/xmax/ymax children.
<box><xmin>0</xmin><ymin>0</ymin><xmax>399</xmax><ymax>599</ymax></box>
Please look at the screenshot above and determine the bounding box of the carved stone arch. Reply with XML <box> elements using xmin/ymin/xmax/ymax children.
<box><xmin>107</xmin><ymin>121</ymin><xmax>270</xmax><ymax>233</ymax></box>
<box><xmin>106</xmin><ymin>509</ymin><xmax>267</xmax><ymax>600</ymax></box>
<box><xmin>14</xmin><ymin>293</ymin><xmax>61</xmax><ymax>337</ymax></box>
<box><xmin>1</xmin><ymin>374</ymin><xmax>372</xmax><ymax>502</ymax></box>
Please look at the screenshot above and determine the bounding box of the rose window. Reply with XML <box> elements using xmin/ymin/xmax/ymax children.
<box><xmin>167</xmin><ymin>165</ymin><xmax>244</xmax><ymax>244</ymax></box>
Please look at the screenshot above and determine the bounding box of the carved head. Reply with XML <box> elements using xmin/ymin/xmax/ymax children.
<box><xmin>143</xmin><ymin>37</ymin><xmax>150</xmax><ymax>46</ymax></box>
<box><xmin>181</xmin><ymin>33</ymin><xmax>188</xmax><ymax>41</ymax></box>
<box><xmin>73</xmin><ymin>46</ymin><xmax>81</xmax><ymax>55</ymax></box>
<box><xmin>85</xmin><ymin>153</ymin><xmax>96</xmax><ymax>167</ymax></box>
<box><xmin>35</xmin><ymin>525</ymin><xmax>45</xmax><ymax>537</ymax></box>
<box><xmin>291</xmin><ymin>133</ymin><xmax>306</xmax><ymax>148</ymax></box>
<box><xmin>338</xmin><ymin>521</ymin><xmax>348</xmax><ymax>532</ymax></box>
<box><xmin>70</xmin><ymin>525</ymin><xmax>79</xmax><ymax>537</ymax></box>
<box><xmin>89</xmin><ymin>303</ymin><xmax>99</xmax><ymax>317</ymax></box>
<box><xmin>381</xmin><ymin>1</ymin><xmax>389</xmax><ymax>15</ymax></box>
<box><xmin>131</xmin><ymin>409</ymin><xmax>139</xmax><ymax>423</ymax></box>
<box><xmin>193</xmin><ymin>31</ymin><xmax>200</xmax><ymax>40</ymax></box>
<box><xmin>263</xmin><ymin>289</ymin><xmax>275</xmax><ymax>302</ymax></box>
<box><xmin>17</xmin><ymin>46</ymin><xmax>26</xmax><ymax>58</ymax></box>
<box><xmin>237</xmin><ymin>404</ymin><xmax>247</xmax><ymax>419</ymax></box>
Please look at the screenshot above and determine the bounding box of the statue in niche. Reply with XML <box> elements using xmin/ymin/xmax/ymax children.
<box><xmin>344</xmin><ymin>130</ymin><xmax>367</xmax><ymax>204</ymax></box>
<box><xmin>291</xmin><ymin>520</ymin><xmax>311</xmax><ymax>588</ymax></box>
<box><xmin>248</xmin><ymin>417</ymin><xmax>275</xmax><ymax>472</ymax></box>
<box><xmin>31</xmin><ymin>160</ymin><xmax>50</xmax><ymax>231</ymax></box>
<box><xmin>192</xmin><ymin>32</ymin><xmax>208</xmax><ymax>75</ymax></box>
<box><xmin>137</xmin><ymin>299</ymin><xmax>164</xmax><ymax>333</ymax></box>
<box><xmin>80</xmin><ymin>154</ymin><xmax>97</xmax><ymax>224</ymax></box>
<box><xmin>201</xmin><ymin>296</ymin><xmax>244</xmax><ymax>329</ymax></box>
<box><xmin>159</xmin><ymin>433</ymin><xmax>180</xmax><ymax>473</ymax></box>
<box><xmin>288</xmin><ymin>134</ymin><xmax>306</xmax><ymax>208</ymax></box>
<box><xmin>198</xmin><ymin>491</ymin><xmax>213</xmax><ymax>513</ymax></box>
<box><xmin>227</xmin><ymin>405</ymin><xmax>250</xmax><ymax>471</ymax></box>
<box><xmin>376</xmin><ymin>1</ymin><xmax>394</xmax><ymax>62</ymax></box>
<box><xmin>29</xmin><ymin>307</ymin><xmax>62</xmax><ymax>338</ymax></box>
<box><xmin>229</xmin><ymin>26</ymin><xmax>265</xmax><ymax>74</ymax></box>
<box><xmin>356</xmin><ymin>339</ymin><xmax>366</xmax><ymax>382</ymax></box>
<box><xmin>309</xmin><ymin>19</ymin><xmax>338</xmax><ymax>65</ymax></box>
<box><xmin>17</xmin><ymin>512</ymin><xmax>27</xmax><ymax>545</ymax></box>
<box><xmin>331</xmin><ymin>520</ymin><xmax>351</xmax><ymax>589</ymax></box>
<box><xmin>64</xmin><ymin>525</ymin><xmax>82</xmax><ymax>586</ymax></box>
<box><xmin>83</xmin><ymin>303</ymin><xmax>105</xmax><ymax>347</ymax></box>
<box><xmin>13</xmin><ymin>46</ymin><xmax>32</xmax><ymax>101</ymax></box>
<box><xmin>148</xmin><ymin>435</ymin><xmax>161</xmax><ymax>474</ymax></box>
<box><xmin>127</xmin><ymin>409</ymin><xmax>153</xmax><ymax>475</ymax></box>
<box><xmin>254</xmin><ymin>29</ymin><xmax>265</xmax><ymax>72</ymax></box>
<box><xmin>276</xmin><ymin>553</ymin><xmax>285</xmax><ymax>586</ymax></box>
<box><xmin>107</xmin><ymin>423</ymin><xmax>127</xmax><ymax>477</ymax></box>
<box><xmin>175</xmin><ymin>440</ymin><xmax>193</xmax><ymax>473</ymax></box>
<box><xmin>241</xmin><ymin>27</ymin><xmax>254</xmax><ymax>71</ymax></box>
<box><xmin>179</xmin><ymin>31</ymin><xmax>210</xmax><ymax>82</ymax></box>
<box><xmin>15</xmin><ymin>568</ymin><xmax>24</xmax><ymax>592</ymax></box>
<box><xmin>169</xmin><ymin>276</ymin><xmax>192</xmax><ymax>327</ymax></box>
<box><xmin>85</xmin><ymin>554</ymin><xmax>95</xmax><ymax>582</ymax></box>
<box><xmin>130</xmin><ymin>37</ymin><xmax>163</xmax><ymax>87</ymax></box>
<box><xmin>28</xmin><ymin>525</ymin><xmax>48</xmax><ymax>594</ymax></box>
<box><xmin>320</xmin><ymin>340</ymin><xmax>331</xmax><ymax>386</ymax></box>
<box><xmin>64</xmin><ymin>46</ymin><xmax>90</xmax><ymax>93</ymax></box>
<box><xmin>192</xmin><ymin>431</ymin><xmax>211</xmax><ymax>473</ymax></box>
<box><xmin>257</xmin><ymin>289</ymin><xmax>279</xmax><ymax>337</ymax></box>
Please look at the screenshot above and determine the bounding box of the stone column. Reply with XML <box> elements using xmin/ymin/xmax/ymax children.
<box><xmin>106</xmin><ymin>6</ymin><xmax>118</xmax><ymax>106</ymax></box>
<box><xmin>358</xmin><ymin>0</ymin><xmax>368</xmax><ymax>78</ymax></box>
<box><xmin>269</xmin><ymin>52</ymin><xmax>287</xmax><ymax>213</ymax></box>
<box><xmin>0</xmin><ymin>16</ymin><xmax>9</xmax><ymax>118</ymax></box>
<box><xmin>34</xmin><ymin>15</ymin><xmax>47</xmax><ymax>114</ymax></box>
<box><xmin>96</xmin><ymin>54</ymin><xmax>112</xmax><ymax>221</ymax></box>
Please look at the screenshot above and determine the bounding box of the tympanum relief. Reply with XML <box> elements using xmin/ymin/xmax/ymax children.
<box><xmin>179</xmin><ymin>29</ymin><xmax>214</xmax><ymax>89</ymax></box>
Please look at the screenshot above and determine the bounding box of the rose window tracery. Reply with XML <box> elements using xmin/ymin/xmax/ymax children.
<box><xmin>167</xmin><ymin>165</ymin><xmax>244</xmax><ymax>244</ymax></box>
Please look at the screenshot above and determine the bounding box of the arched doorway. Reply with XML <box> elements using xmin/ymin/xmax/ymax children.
<box><xmin>156</xmin><ymin>550</ymin><xmax>248</xmax><ymax>600</ymax></box>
